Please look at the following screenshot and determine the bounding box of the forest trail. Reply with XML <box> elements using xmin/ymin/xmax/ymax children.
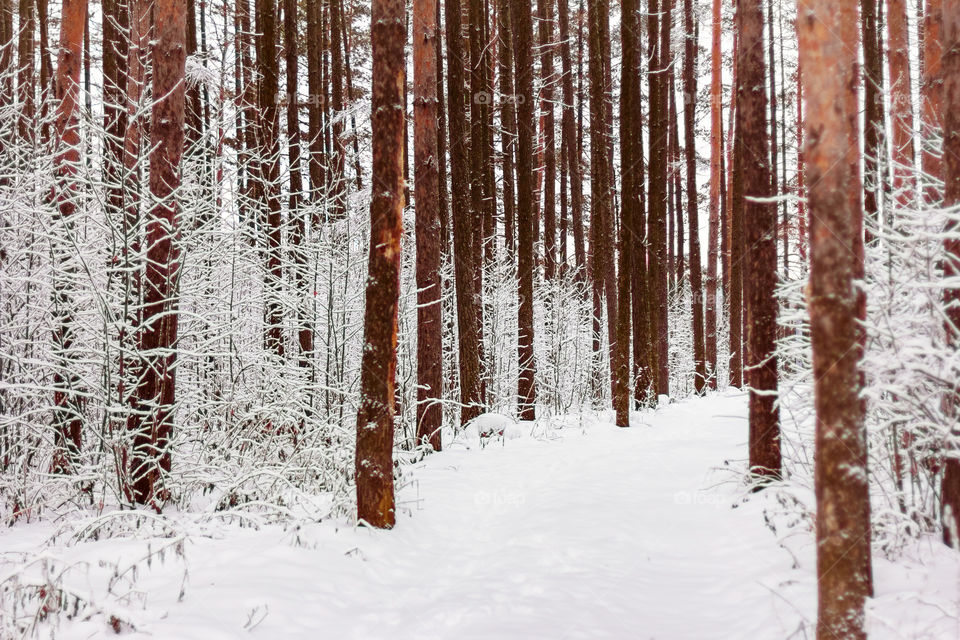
<box><xmin>85</xmin><ymin>391</ymin><xmax>810</xmax><ymax>639</ymax></box>
<box><xmin>9</xmin><ymin>391</ymin><xmax>960</xmax><ymax>638</ymax></box>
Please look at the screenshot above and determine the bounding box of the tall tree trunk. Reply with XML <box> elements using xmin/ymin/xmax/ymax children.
<box><xmin>685</xmin><ymin>0</ymin><xmax>706</xmax><ymax>394</ymax></box>
<box><xmin>17</xmin><ymin>0</ymin><xmax>35</xmax><ymax>142</ymax></box>
<box><xmin>888</xmin><ymin>0</ymin><xmax>917</xmax><ymax>206</ymax></box>
<box><xmin>414</xmin><ymin>0</ymin><xmax>443</xmax><ymax>451</ymax></box>
<box><xmin>558</xmin><ymin>0</ymin><xmax>586</xmax><ymax>284</ymax></box>
<box><xmin>36</xmin><ymin>0</ymin><xmax>53</xmax><ymax>143</ymax></box>
<box><xmin>255</xmin><ymin>0</ymin><xmax>284</xmax><ymax>357</ymax></box>
<box><xmin>863</xmin><ymin>0</ymin><xmax>882</xmax><ymax>239</ymax></box>
<box><xmin>539</xmin><ymin>0</ymin><xmax>557</xmax><ymax>280</ymax></box>
<box><xmin>445</xmin><ymin>0</ymin><xmax>484</xmax><ymax>424</ymax></box>
<box><xmin>614</xmin><ymin>0</ymin><xmax>640</xmax><ymax>427</ymax></box>
<box><xmin>941</xmin><ymin>0</ymin><xmax>960</xmax><ymax>548</ymax></box>
<box><xmin>648</xmin><ymin>0</ymin><xmax>671</xmax><ymax>397</ymax></box>
<box><xmin>498</xmin><ymin>0</ymin><xmax>516</xmax><ymax>258</ymax></box>
<box><xmin>355</xmin><ymin>0</ymin><xmax>404</xmax><ymax>529</ymax></box>
<box><xmin>589</xmin><ymin>0</ymin><xmax>614</xmax><ymax>401</ymax></box>
<box><xmin>798</xmin><ymin>0</ymin><xmax>872</xmax><ymax>634</ymax></box>
<box><xmin>128</xmin><ymin>0</ymin><xmax>186</xmax><ymax>506</ymax></box>
<box><xmin>923</xmin><ymin>0</ymin><xmax>944</xmax><ymax>204</ymax></box>
<box><xmin>286</xmin><ymin>0</ymin><xmax>313</xmax><ymax>373</ymax></box>
<box><xmin>513</xmin><ymin>0</ymin><xmax>537</xmax><ymax>420</ymax></box>
<box><xmin>738</xmin><ymin>0</ymin><xmax>780</xmax><ymax>480</ymax></box>
<box><xmin>50</xmin><ymin>0</ymin><xmax>88</xmax><ymax>474</ymax></box>
<box><xmin>329</xmin><ymin>0</ymin><xmax>347</xmax><ymax>215</ymax></box>
<box><xmin>706</xmin><ymin>0</ymin><xmax>722</xmax><ymax>387</ymax></box>
<box><xmin>307</xmin><ymin>0</ymin><xmax>325</xmax><ymax>195</ymax></box>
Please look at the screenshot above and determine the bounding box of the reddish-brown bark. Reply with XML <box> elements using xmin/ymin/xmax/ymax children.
<box><xmin>685</xmin><ymin>0</ymin><xmax>706</xmax><ymax>394</ymax></box>
<box><xmin>707</xmin><ymin>0</ymin><xmax>722</xmax><ymax>387</ymax></box>
<box><xmin>888</xmin><ymin>0</ymin><xmax>917</xmax><ymax>205</ymax></box>
<box><xmin>50</xmin><ymin>0</ymin><xmax>88</xmax><ymax>474</ymax></box>
<box><xmin>539</xmin><ymin>0</ymin><xmax>557</xmax><ymax>281</ymax></box>
<box><xmin>798</xmin><ymin>0</ymin><xmax>873</xmax><ymax>633</ymax></box>
<box><xmin>445</xmin><ymin>0</ymin><xmax>485</xmax><ymax>424</ymax></box>
<box><xmin>940</xmin><ymin>0</ymin><xmax>960</xmax><ymax>548</ymax></box>
<box><xmin>129</xmin><ymin>0</ymin><xmax>187</xmax><ymax>506</ymax></box>
<box><xmin>414</xmin><ymin>0</ymin><xmax>443</xmax><ymax>451</ymax></box>
<box><xmin>738</xmin><ymin>0</ymin><xmax>780</xmax><ymax>480</ymax></box>
<box><xmin>355</xmin><ymin>0</ymin><xmax>405</xmax><ymax>529</ymax></box>
<box><xmin>923</xmin><ymin>0</ymin><xmax>944</xmax><ymax>203</ymax></box>
<box><xmin>558</xmin><ymin>0</ymin><xmax>587</xmax><ymax>284</ymax></box>
<box><xmin>514</xmin><ymin>0</ymin><xmax>537</xmax><ymax>420</ymax></box>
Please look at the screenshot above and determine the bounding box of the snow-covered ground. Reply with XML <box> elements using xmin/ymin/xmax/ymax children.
<box><xmin>4</xmin><ymin>392</ymin><xmax>959</xmax><ymax>639</ymax></box>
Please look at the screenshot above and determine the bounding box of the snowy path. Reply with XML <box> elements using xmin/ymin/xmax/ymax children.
<box><xmin>10</xmin><ymin>392</ymin><xmax>960</xmax><ymax>639</ymax></box>
<box><xmin>128</xmin><ymin>393</ymin><xmax>809</xmax><ymax>639</ymax></box>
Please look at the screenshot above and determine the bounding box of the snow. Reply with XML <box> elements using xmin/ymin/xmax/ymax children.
<box><xmin>4</xmin><ymin>392</ymin><xmax>960</xmax><ymax>639</ymax></box>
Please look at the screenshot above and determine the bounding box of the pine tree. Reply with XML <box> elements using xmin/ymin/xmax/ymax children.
<box><xmin>355</xmin><ymin>0</ymin><xmax>405</xmax><ymax>528</ymax></box>
<box><xmin>128</xmin><ymin>0</ymin><xmax>187</xmax><ymax>506</ymax></box>
<box><xmin>414</xmin><ymin>0</ymin><xmax>443</xmax><ymax>451</ymax></box>
<box><xmin>514</xmin><ymin>0</ymin><xmax>537</xmax><ymax>421</ymax></box>
<box><xmin>940</xmin><ymin>0</ymin><xmax>960</xmax><ymax>548</ymax></box>
<box><xmin>798</xmin><ymin>0</ymin><xmax>872</xmax><ymax>633</ymax></box>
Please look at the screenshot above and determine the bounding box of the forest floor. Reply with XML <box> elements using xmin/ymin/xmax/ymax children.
<box><xmin>5</xmin><ymin>391</ymin><xmax>960</xmax><ymax>639</ymax></box>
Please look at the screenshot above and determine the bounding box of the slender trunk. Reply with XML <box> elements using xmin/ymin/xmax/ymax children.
<box><xmin>129</xmin><ymin>0</ymin><xmax>186</xmax><ymax>506</ymax></box>
<box><xmin>923</xmin><ymin>0</ymin><xmax>944</xmax><ymax>204</ymax></box>
<box><xmin>706</xmin><ymin>0</ymin><xmax>721</xmax><ymax>387</ymax></box>
<box><xmin>50</xmin><ymin>0</ymin><xmax>88</xmax><ymax>474</ymax></box>
<box><xmin>445</xmin><ymin>0</ymin><xmax>484</xmax><ymax>424</ymax></box>
<box><xmin>615</xmin><ymin>0</ymin><xmax>640</xmax><ymax>426</ymax></box>
<box><xmin>513</xmin><ymin>0</ymin><xmax>537</xmax><ymax>420</ymax></box>
<box><xmin>685</xmin><ymin>0</ymin><xmax>705</xmax><ymax>394</ymax></box>
<box><xmin>498</xmin><ymin>0</ymin><xmax>516</xmax><ymax>258</ymax></box>
<box><xmin>558</xmin><ymin>0</ymin><xmax>586</xmax><ymax>284</ymax></box>
<box><xmin>414</xmin><ymin>0</ymin><xmax>443</xmax><ymax>451</ymax></box>
<box><xmin>256</xmin><ymin>0</ymin><xmax>284</xmax><ymax>357</ymax></box>
<box><xmin>863</xmin><ymin>0</ymin><xmax>882</xmax><ymax>239</ymax></box>
<box><xmin>888</xmin><ymin>0</ymin><xmax>917</xmax><ymax>206</ymax></box>
<box><xmin>539</xmin><ymin>0</ymin><xmax>557</xmax><ymax>280</ymax></box>
<box><xmin>738</xmin><ymin>0</ymin><xmax>780</xmax><ymax>479</ymax></box>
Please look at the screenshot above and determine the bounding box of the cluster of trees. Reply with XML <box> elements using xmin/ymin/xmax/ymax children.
<box><xmin>2</xmin><ymin>0</ymin><xmax>960</xmax><ymax>634</ymax></box>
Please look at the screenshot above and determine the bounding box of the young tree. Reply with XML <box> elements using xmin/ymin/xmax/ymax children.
<box><xmin>414</xmin><ymin>0</ymin><xmax>443</xmax><ymax>451</ymax></box>
<box><xmin>940</xmin><ymin>0</ymin><xmax>960</xmax><ymax>548</ymax></box>
<box><xmin>798</xmin><ymin>0</ymin><xmax>873</xmax><ymax>634</ymax></box>
<box><xmin>128</xmin><ymin>0</ymin><xmax>187</xmax><ymax>506</ymax></box>
<box><xmin>513</xmin><ymin>0</ymin><xmax>537</xmax><ymax>420</ymax></box>
<box><xmin>355</xmin><ymin>0</ymin><xmax>405</xmax><ymax>528</ymax></box>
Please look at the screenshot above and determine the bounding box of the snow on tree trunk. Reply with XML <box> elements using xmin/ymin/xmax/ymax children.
<box><xmin>798</xmin><ymin>0</ymin><xmax>873</xmax><ymax>634</ymax></box>
<box><xmin>355</xmin><ymin>0</ymin><xmax>405</xmax><ymax>529</ymax></box>
<box><xmin>128</xmin><ymin>0</ymin><xmax>187</xmax><ymax>506</ymax></box>
<box><xmin>414</xmin><ymin>0</ymin><xmax>443</xmax><ymax>451</ymax></box>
